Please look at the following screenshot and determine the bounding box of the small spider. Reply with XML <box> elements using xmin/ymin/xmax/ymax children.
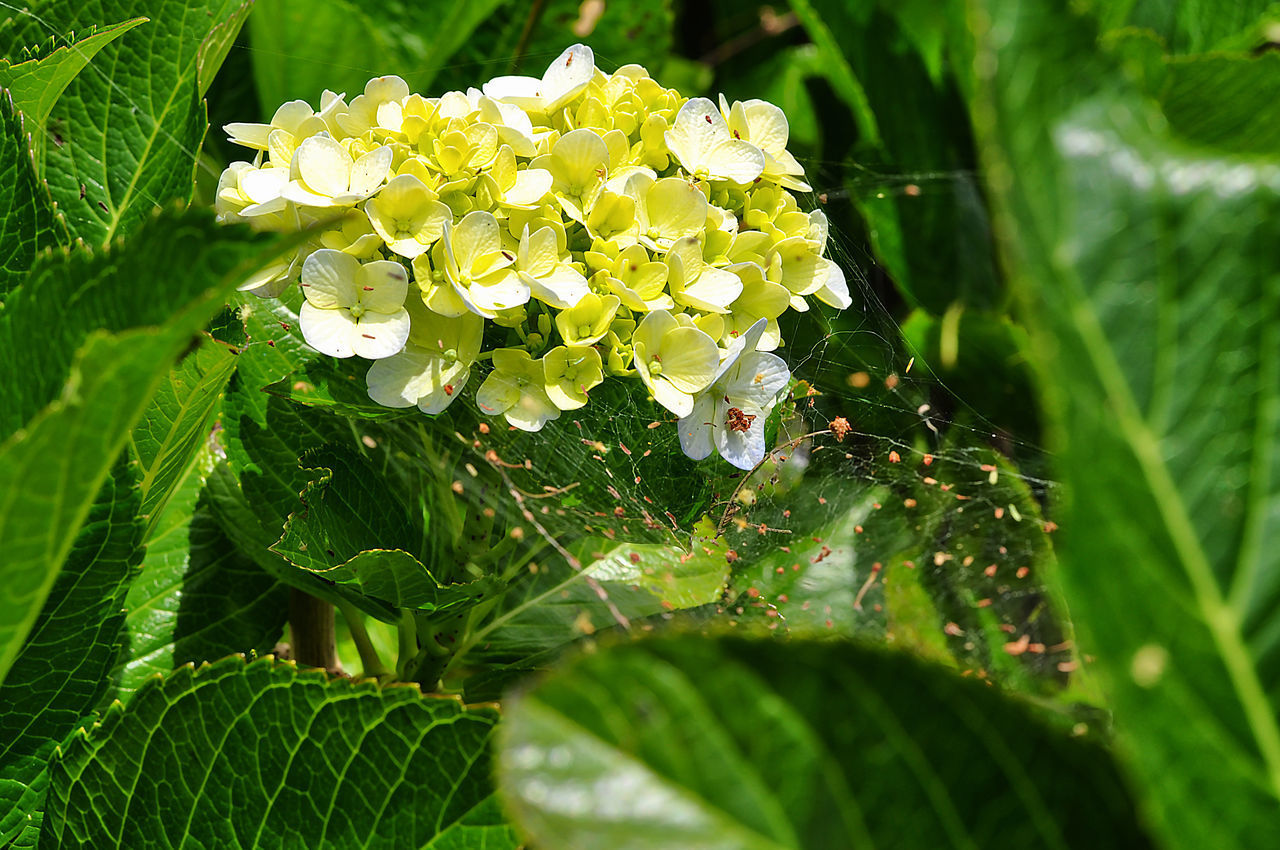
<box><xmin>725</xmin><ymin>407</ymin><xmax>756</xmax><ymax>433</ymax></box>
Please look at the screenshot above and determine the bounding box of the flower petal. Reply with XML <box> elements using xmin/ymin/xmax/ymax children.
<box><xmin>541</xmin><ymin>44</ymin><xmax>595</xmax><ymax>112</ymax></box>
<box><xmin>295</xmin><ymin>134</ymin><xmax>352</xmax><ymax>198</ymax></box>
<box><xmin>348</xmin><ymin>145</ymin><xmax>392</xmax><ymax>197</ymax></box>
<box><xmin>350</xmin><ymin>308</ymin><xmax>411</xmax><ymax>359</ymax></box>
<box><xmin>814</xmin><ymin>259</ymin><xmax>852</xmax><ymax>309</ymax></box>
<box><xmin>678</xmin><ymin>394</ymin><xmax>717</xmax><ymax>461</ymax></box>
<box><xmin>665</xmin><ymin>98</ymin><xmax>726</xmax><ymax>175</ymax></box>
<box><xmin>504</xmin><ymin>167</ymin><xmax>553</xmax><ymax>207</ymax></box>
<box><xmin>476</xmin><ymin>370</ymin><xmax>521</xmax><ymax>416</ymax></box>
<box><xmin>527</xmin><ymin>265</ymin><xmax>589</xmax><ymax>309</ymax></box>
<box><xmin>358</xmin><ymin>260</ymin><xmax>410</xmax><ymax>313</ymax></box>
<box><xmin>706</xmin><ymin>138</ymin><xmax>765</xmax><ymax>184</ymax></box>
<box><xmin>651</xmin><ymin>378</ymin><xmax>694</xmax><ymax>418</ymax></box>
<box><xmin>299</xmin><ymin>301</ymin><xmax>358</xmax><ymax>358</ymax></box>
<box><xmin>365</xmin><ymin>346</ymin><xmax>430</xmax><ymax>407</ymax></box>
<box><xmin>468</xmin><ymin>269</ymin><xmax>531</xmax><ymax>315</ymax></box>
<box><xmin>450</xmin><ymin>211</ymin><xmax>503</xmax><ymax>273</ymax></box>
<box><xmin>714</xmin><ymin>405</ymin><xmax>767</xmax><ymax>470</ymax></box>
<box><xmin>301</xmin><ymin>249</ymin><xmax>360</xmax><ymax>308</ymax></box>
<box><xmin>660</xmin><ymin>326</ymin><xmax>719</xmax><ymax>394</ymax></box>
<box><xmin>677</xmin><ymin>265</ymin><xmax>743</xmax><ymax>313</ymax></box>
<box><xmin>731</xmin><ymin>351</ymin><xmax>790</xmax><ymax>410</ymax></box>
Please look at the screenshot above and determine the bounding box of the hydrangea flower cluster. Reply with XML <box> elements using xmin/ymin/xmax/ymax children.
<box><xmin>216</xmin><ymin>45</ymin><xmax>851</xmax><ymax>470</ymax></box>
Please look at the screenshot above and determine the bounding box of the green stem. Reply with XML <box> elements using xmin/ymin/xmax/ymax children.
<box><xmin>337</xmin><ymin>601</ymin><xmax>388</xmax><ymax>678</ymax></box>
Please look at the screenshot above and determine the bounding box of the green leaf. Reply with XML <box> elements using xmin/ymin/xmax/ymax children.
<box><xmin>498</xmin><ymin>635</ymin><xmax>1151</xmax><ymax>849</ymax></box>
<box><xmin>213</xmin><ymin>295</ymin><xmax>405</xmax><ymax>621</ymax></box>
<box><xmin>264</xmin><ymin>356</ymin><xmax>414</xmax><ymax>421</ymax></box>
<box><xmin>790</xmin><ymin>2</ymin><xmax>1000</xmax><ymax>313</ymax></box>
<box><xmin>303</xmin><ymin>550</ymin><xmax>500</xmax><ymax>617</ymax></box>
<box><xmin>1105</xmin><ymin>0</ymin><xmax>1278</xmax><ymax>53</ymax></box>
<box><xmin>0</xmin><ymin>17</ymin><xmax>146</xmax><ymax>128</ymax></box>
<box><xmin>0</xmin><ymin>91</ymin><xmax>65</xmax><ymax>302</ymax></box>
<box><xmin>114</xmin><ymin>449</ymin><xmax>288</xmax><ymax>700</ymax></box>
<box><xmin>1161</xmin><ymin>52</ymin><xmax>1280</xmax><ymax>157</ymax></box>
<box><xmin>43</xmin><ymin>656</ymin><xmax>517</xmax><ymax>848</ymax></box>
<box><xmin>196</xmin><ymin>2</ymin><xmax>251</xmax><ymax>97</ymax></box>
<box><xmin>0</xmin><ymin>208</ymin><xmax>297</xmax><ymax>686</ymax></box>
<box><xmin>586</xmin><ymin>518</ymin><xmax>730</xmax><ymax>611</ymax></box>
<box><xmin>129</xmin><ymin>335</ymin><xmax>237</xmax><ymax>535</ymax></box>
<box><xmin>249</xmin><ymin>0</ymin><xmax>506</xmax><ymax>113</ymax></box>
<box><xmin>0</xmin><ymin>1</ymin><xmax>253</xmax><ymax>246</ymax></box>
<box><xmin>271</xmin><ymin>446</ymin><xmax>495</xmax><ymax>614</ymax></box>
<box><xmin>0</xmin><ymin>461</ymin><xmax>143</xmax><ymax>846</ymax></box>
<box><xmin>970</xmin><ymin>0</ymin><xmax>1280</xmax><ymax>843</ymax></box>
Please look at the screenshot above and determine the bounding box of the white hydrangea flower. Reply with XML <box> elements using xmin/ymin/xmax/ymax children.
<box><xmin>483</xmin><ymin>44</ymin><xmax>595</xmax><ymax>114</ymax></box>
<box><xmin>281</xmin><ymin>134</ymin><xmax>392</xmax><ymax>208</ymax></box>
<box><xmin>665</xmin><ymin>97</ymin><xmax>765</xmax><ymax>184</ymax></box>
<box><xmin>678</xmin><ymin>318</ymin><xmax>790</xmax><ymax>470</ymax></box>
<box><xmin>298</xmin><ymin>249</ymin><xmax>410</xmax><ymax>359</ymax></box>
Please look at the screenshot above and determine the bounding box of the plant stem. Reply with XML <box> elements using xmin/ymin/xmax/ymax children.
<box><xmin>337</xmin><ymin>601</ymin><xmax>388</xmax><ymax>678</ymax></box>
<box><xmin>289</xmin><ymin>589</ymin><xmax>338</xmax><ymax>671</ymax></box>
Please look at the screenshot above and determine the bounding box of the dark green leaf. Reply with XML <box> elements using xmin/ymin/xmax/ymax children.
<box><xmin>498</xmin><ymin>635</ymin><xmax>1151</xmax><ymax>849</ymax></box>
<box><xmin>0</xmin><ymin>91</ymin><xmax>65</xmax><ymax>302</ymax></box>
<box><xmin>0</xmin><ymin>208</ymin><xmax>297</xmax><ymax>686</ymax></box>
<box><xmin>271</xmin><ymin>445</ymin><xmax>496</xmax><ymax>614</ymax></box>
<box><xmin>1161</xmin><ymin>52</ymin><xmax>1280</xmax><ymax>156</ymax></box>
<box><xmin>249</xmin><ymin>0</ymin><xmax>506</xmax><ymax>112</ymax></box>
<box><xmin>43</xmin><ymin>656</ymin><xmax>516</xmax><ymax>849</ymax></box>
<box><xmin>214</xmin><ymin>293</ymin><xmax>403</xmax><ymax>621</ymax></box>
<box><xmin>1107</xmin><ymin>0</ymin><xmax>1277</xmax><ymax>53</ymax></box>
<box><xmin>0</xmin><ymin>462</ymin><xmax>142</xmax><ymax>846</ymax></box>
<box><xmin>114</xmin><ymin>450</ymin><xmax>288</xmax><ymax>700</ymax></box>
<box><xmin>971</xmin><ymin>0</ymin><xmax>1280</xmax><ymax>843</ymax></box>
<box><xmin>791</xmin><ymin>1</ymin><xmax>1000</xmax><ymax>313</ymax></box>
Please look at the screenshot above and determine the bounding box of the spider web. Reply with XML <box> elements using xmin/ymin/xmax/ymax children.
<box><xmin>0</xmin><ymin>4</ymin><xmax>1085</xmax><ymax>711</ymax></box>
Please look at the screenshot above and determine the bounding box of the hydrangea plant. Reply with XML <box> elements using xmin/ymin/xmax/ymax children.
<box><xmin>217</xmin><ymin>45</ymin><xmax>851</xmax><ymax>470</ymax></box>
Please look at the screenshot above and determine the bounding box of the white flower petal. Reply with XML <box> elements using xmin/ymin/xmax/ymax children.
<box><xmin>299</xmin><ymin>301</ymin><xmax>358</xmax><ymax>358</ymax></box>
<box><xmin>541</xmin><ymin>44</ymin><xmax>595</xmax><ymax>112</ymax></box>
<box><xmin>301</xmin><ymin>249</ymin><xmax>360</xmax><ymax>308</ymax></box>
<box><xmin>732</xmin><ymin>351</ymin><xmax>790</xmax><ymax>410</ymax></box>
<box><xmin>707</xmin><ymin>139</ymin><xmax>766</xmax><ymax>184</ymax></box>
<box><xmin>714</xmin><ymin>408</ymin><xmax>767</xmax><ymax>470</ymax></box>
<box><xmin>348</xmin><ymin>145</ymin><xmax>392</xmax><ymax>197</ymax></box>
<box><xmin>296</xmin><ymin>135</ymin><xmax>353</xmax><ymax>198</ymax></box>
<box><xmin>678</xmin><ymin>394</ymin><xmax>716</xmax><ymax>461</ymax></box>
<box><xmin>350</xmin><ymin>308</ymin><xmax>411</xmax><ymax>359</ymax></box>
<box><xmin>482</xmin><ymin>75</ymin><xmax>542</xmax><ymax>110</ymax></box>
